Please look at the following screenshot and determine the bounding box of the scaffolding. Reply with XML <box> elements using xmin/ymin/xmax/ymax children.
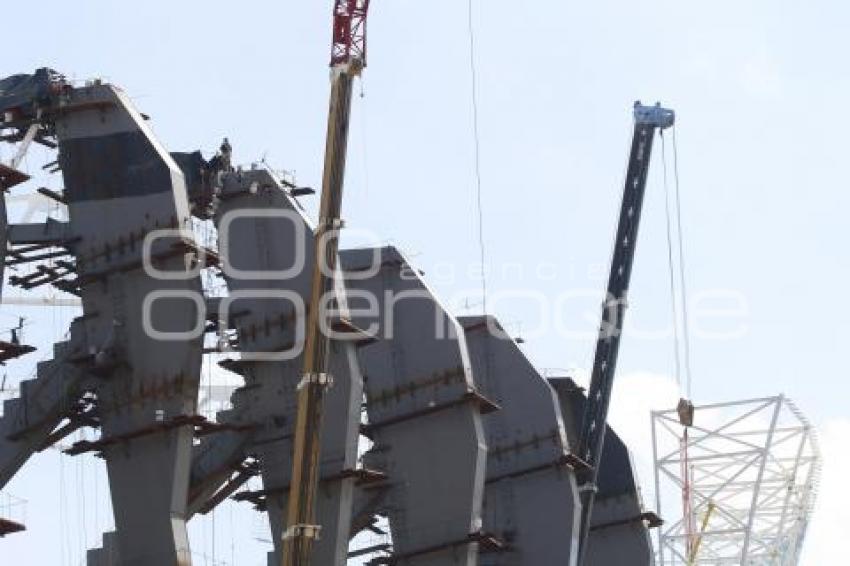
<box><xmin>652</xmin><ymin>396</ymin><xmax>821</xmax><ymax>565</ymax></box>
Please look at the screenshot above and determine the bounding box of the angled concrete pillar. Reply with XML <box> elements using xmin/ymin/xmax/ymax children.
<box><xmin>460</xmin><ymin>316</ymin><xmax>581</xmax><ymax>565</ymax></box>
<box><xmin>50</xmin><ymin>82</ymin><xmax>204</xmax><ymax>566</ymax></box>
<box><xmin>187</xmin><ymin>168</ymin><xmax>364</xmax><ymax>566</ymax></box>
<box><xmin>549</xmin><ymin>377</ymin><xmax>656</xmax><ymax>566</ymax></box>
<box><xmin>342</xmin><ymin>247</ymin><xmax>487</xmax><ymax>566</ymax></box>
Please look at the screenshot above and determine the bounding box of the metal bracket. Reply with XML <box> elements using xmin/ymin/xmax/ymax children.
<box><xmin>319</xmin><ymin>218</ymin><xmax>346</xmax><ymax>231</ymax></box>
<box><xmin>297</xmin><ymin>372</ymin><xmax>334</xmax><ymax>391</ymax></box>
<box><xmin>282</xmin><ymin>523</ymin><xmax>323</xmax><ymax>541</ymax></box>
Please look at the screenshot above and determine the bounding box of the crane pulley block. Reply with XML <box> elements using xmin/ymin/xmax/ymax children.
<box><xmin>634</xmin><ymin>102</ymin><xmax>676</xmax><ymax>128</ymax></box>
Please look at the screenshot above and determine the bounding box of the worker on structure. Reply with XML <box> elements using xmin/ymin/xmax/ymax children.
<box><xmin>220</xmin><ymin>137</ymin><xmax>233</xmax><ymax>171</ymax></box>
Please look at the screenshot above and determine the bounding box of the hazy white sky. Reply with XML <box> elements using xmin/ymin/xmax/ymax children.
<box><xmin>1</xmin><ymin>0</ymin><xmax>848</xmax><ymax>564</ymax></box>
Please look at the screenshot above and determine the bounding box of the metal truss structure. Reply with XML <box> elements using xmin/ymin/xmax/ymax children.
<box><xmin>652</xmin><ymin>396</ymin><xmax>821</xmax><ymax>565</ymax></box>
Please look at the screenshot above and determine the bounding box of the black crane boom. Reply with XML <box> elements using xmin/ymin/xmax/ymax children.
<box><xmin>576</xmin><ymin>102</ymin><xmax>674</xmax><ymax>564</ymax></box>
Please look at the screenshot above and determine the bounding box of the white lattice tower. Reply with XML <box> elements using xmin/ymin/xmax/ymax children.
<box><xmin>652</xmin><ymin>396</ymin><xmax>821</xmax><ymax>565</ymax></box>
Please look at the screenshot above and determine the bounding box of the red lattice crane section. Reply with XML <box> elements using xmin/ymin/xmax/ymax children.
<box><xmin>331</xmin><ymin>0</ymin><xmax>370</xmax><ymax>67</ymax></box>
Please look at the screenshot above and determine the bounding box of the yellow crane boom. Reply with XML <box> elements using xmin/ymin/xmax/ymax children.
<box><xmin>281</xmin><ymin>2</ymin><xmax>370</xmax><ymax>565</ymax></box>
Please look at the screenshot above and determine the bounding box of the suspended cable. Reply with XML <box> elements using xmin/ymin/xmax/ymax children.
<box><xmin>59</xmin><ymin>447</ymin><xmax>69</xmax><ymax>566</ymax></box>
<box><xmin>208</xmin><ymin>332</ymin><xmax>216</xmax><ymax>566</ymax></box>
<box><xmin>672</xmin><ymin>126</ymin><xmax>695</xmax><ymax>399</ymax></box>
<box><xmin>94</xmin><ymin>446</ymin><xmax>100</xmax><ymax>548</ymax></box>
<box><xmin>661</xmin><ymin>127</ymin><xmax>695</xmax><ymax>398</ymax></box>
<box><xmin>660</xmin><ymin>132</ymin><xmax>683</xmax><ymax>390</ymax></box>
<box><xmin>77</xmin><ymin>432</ymin><xmax>87</xmax><ymax>553</ymax></box>
<box><xmin>229</xmin><ymin>498</ymin><xmax>236</xmax><ymax>566</ymax></box>
<box><xmin>467</xmin><ymin>0</ymin><xmax>488</xmax><ymax>314</ymax></box>
<box><xmin>358</xmin><ymin>79</ymin><xmax>371</xmax><ymax>201</ymax></box>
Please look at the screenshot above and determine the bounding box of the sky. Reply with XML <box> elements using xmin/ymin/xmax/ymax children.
<box><xmin>1</xmin><ymin>0</ymin><xmax>849</xmax><ymax>564</ymax></box>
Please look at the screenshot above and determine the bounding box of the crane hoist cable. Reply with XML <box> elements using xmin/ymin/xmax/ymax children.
<box><xmin>672</xmin><ymin>127</ymin><xmax>694</xmax><ymax>398</ymax></box>
<box><xmin>661</xmin><ymin>127</ymin><xmax>694</xmax><ymax>398</ymax></box>
<box><xmin>664</xmin><ymin>127</ymin><xmax>702</xmax><ymax>565</ymax></box>
<box><xmin>661</xmin><ymin>131</ymin><xmax>684</xmax><ymax>391</ymax></box>
<box><xmin>467</xmin><ymin>0</ymin><xmax>488</xmax><ymax>314</ymax></box>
